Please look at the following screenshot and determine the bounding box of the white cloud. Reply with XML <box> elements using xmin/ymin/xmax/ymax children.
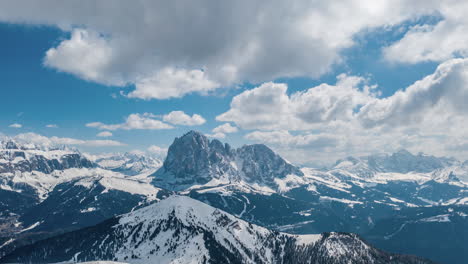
<box><xmin>86</xmin><ymin>113</ymin><xmax>173</xmax><ymax>130</ymax></box>
<box><xmin>222</xmin><ymin>58</ymin><xmax>468</xmax><ymax>164</ymax></box>
<box><xmin>46</xmin><ymin>124</ymin><xmax>58</xmax><ymax>128</ymax></box>
<box><xmin>208</xmin><ymin>123</ymin><xmax>238</xmax><ymax>139</ymax></box>
<box><xmin>147</xmin><ymin>145</ymin><xmax>168</xmax><ymax>157</ymax></box>
<box><xmin>217</xmin><ymin>74</ymin><xmax>375</xmax><ymax>130</ymax></box>
<box><xmin>357</xmin><ymin>58</ymin><xmax>468</xmax><ymax>128</ymax></box>
<box><xmin>44</xmin><ymin>29</ymin><xmax>123</xmax><ymax>85</ymax></box>
<box><xmin>14</xmin><ymin>132</ymin><xmax>125</xmax><ymax>147</ymax></box>
<box><xmin>217</xmin><ymin>82</ymin><xmax>292</xmax><ymax>130</ymax></box>
<box><xmin>206</xmin><ymin>132</ymin><xmax>226</xmax><ymax>139</ymax></box>
<box><xmin>220</xmin><ymin>58</ymin><xmax>468</xmax><ymax>134</ymax></box>
<box><xmin>162</xmin><ymin>111</ymin><xmax>206</xmax><ymax>126</ymax></box>
<box><xmin>84</xmin><ymin>140</ymin><xmax>126</xmax><ymax>147</ymax></box>
<box><xmin>213</xmin><ymin>123</ymin><xmax>238</xmax><ymax>134</ymax></box>
<box><xmin>87</xmin><ymin>111</ymin><xmax>205</xmax><ymax>131</ymax></box>
<box><xmin>128</xmin><ymin>68</ymin><xmax>219</xmax><ymax>99</ymax></box>
<box><xmin>9</xmin><ymin>123</ymin><xmax>22</xmax><ymax>128</ymax></box>
<box><xmin>384</xmin><ymin>2</ymin><xmax>468</xmax><ymax>64</ymax></box>
<box><xmin>245</xmin><ymin>130</ymin><xmax>340</xmax><ymax>149</ymax></box>
<box><xmin>0</xmin><ymin>0</ymin><xmax>437</xmax><ymax>99</ymax></box>
<box><xmin>96</xmin><ymin>131</ymin><xmax>113</xmax><ymax>137</ymax></box>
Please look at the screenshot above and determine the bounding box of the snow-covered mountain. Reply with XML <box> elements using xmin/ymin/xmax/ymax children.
<box><xmin>0</xmin><ymin>139</ymin><xmax>94</xmax><ymax>174</ymax></box>
<box><xmin>0</xmin><ymin>195</ymin><xmax>433</xmax><ymax>264</ymax></box>
<box><xmin>95</xmin><ymin>152</ymin><xmax>162</xmax><ymax>176</ymax></box>
<box><xmin>0</xmin><ymin>132</ymin><xmax>466</xmax><ymax>263</ymax></box>
<box><xmin>147</xmin><ymin>131</ymin><xmax>467</xmax><ymax>264</ymax></box>
<box><xmin>0</xmin><ymin>139</ymin><xmax>95</xmax><ymax>200</ymax></box>
<box><xmin>0</xmin><ymin>139</ymin><xmax>167</xmax><ymax>258</ymax></box>
<box><xmin>152</xmin><ymin>130</ymin><xmax>302</xmax><ymax>191</ymax></box>
<box><xmin>332</xmin><ymin>149</ymin><xmax>458</xmax><ymax>179</ymax></box>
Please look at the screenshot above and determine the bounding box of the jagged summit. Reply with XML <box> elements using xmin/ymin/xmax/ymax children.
<box><xmin>152</xmin><ymin>131</ymin><xmax>302</xmax><ymax>191</ymax></box>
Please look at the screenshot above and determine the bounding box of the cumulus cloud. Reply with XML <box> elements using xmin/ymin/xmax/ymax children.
<box><xmin>357</xmin><ymin>58</ymin><xmax>468</xmax><ymax>128</ymax></box>
<box><xmin>0</xmin><ymin>0</ymin><xmax>437</xmax><ymax>99</ymax></box>
<box><xmin>128</xmin><ymin>68</ymin><xmax>219</xmax><ymax>99</ymax></box>
<box><xmin>207</xmin><ymin>123</ymin><xmax>238</xmax><ymax>139</ymax></box>
<box><xmin>220</xmin><ymin>58</ymin><xmax>468</xmax><ymax>132</ymax></box>
<box><xmin>162</xmin><ymin>111</ymin><xmax>206</xmax><ymax>126</ymax></box>
<box><xmin>86</xmin><ymin>113</ymin><xmax>173</xmax><ymax>130</ymax></box>
<box><xmin>9</xmin><ymin>123</ymin><xmax>22</xmax><ymax>128</ymax></box>
<box><xmin>147</xmin><ymin>145</ymin><xmax>168</xmax><ymax>158</ymax></box>
<box><xmin>217</xmin><ymin>82</ymin><xmax>295</xmax><ymax>130</ymax></box>
<box><xmin>384</xmin><ymin>2</ymin><xmax>468</xmax><ymax>64</ymax></box>
<box><xmin>206</xmin><ymin>132</ymin><xmax>227</xmax><ymax>139</ymax></box>
<box><xmin>96</xmin><ymin>131</ymin><xmax>113</xmax><ymax>137</ymax></box>
<box><xmin>44</xmin><ymin>29</ymin><xmax>122</xmax><ymax>85</ymax></box>
<box><xmin>245</xmin><ymin>130</ymin><xmax>340</xmax><ymax>149</ymax></box>
<box><xmin>46</xmin><ymin>124</ymin><xmax>58</xmax><ymax>128</ymax></box>
<box><xmin>220</xmin><ymin>58</ymin><xmax>468</xmax><ymax>164</ymax></box>
<box><xmin>217</xmin><ymin>74</ymin><xmax>375</xmax><ymax>130</ymax></box>
<box><xmin>14</xmin><ymin>132</ymin><xmax>125</xmax><ymax>147</ymax></box>
<box><xmin>213</xmin><ymin>123</ymin><xmax>238</xmax><ymax>134</ymax></box>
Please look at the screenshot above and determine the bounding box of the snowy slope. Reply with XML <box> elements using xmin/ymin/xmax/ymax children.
<box><xmin>0</xmin><ymin>139</ymin><xmax>94</xmax><ymax>199</ymax></box>
<box><xmin>0</xmin><ymin>139</ymin><xmax>168</xmax><ymax>258</ymax></box>
<box><xmin>1</xmin><ymin>195</ymin><xmax>433</xmax><ymax>264</ymax></box>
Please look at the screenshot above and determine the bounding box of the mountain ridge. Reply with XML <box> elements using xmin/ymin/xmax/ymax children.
<box><xmin>0</xmin><ymin>195</ymin><xmax>434</xmax><ymax>264</ymax></box>
<box><xmin>1</xmin><ymin>132</ymin><xmax>466</xmax><ymax>263</ymax></box>
<box><xmin>152</xmin><ymin>130</ymin><xmax>302</xmax><ymax>191</ymax></box>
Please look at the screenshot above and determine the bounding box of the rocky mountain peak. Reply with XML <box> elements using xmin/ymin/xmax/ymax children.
<box><xmin>153</xmin><ymin>131</ymin><xmax>237</xmax><ymax>191</ymax></box>
<box><xmin>3</xmin><ymin>139</ymin><xmax>19</xmax><ymax>150</ymax></box>
<box><xmin>152</xmin><ymin>131</ymin><xmax>302</xmax><ymax>191</ymax></box>
<box><xmin>237</xmin><ymin>144</ymin><xmax>304</xmax><ymax>183</ymax></box>
<box><xmin>394</xmin><ymin>148</ymin><xmax>413</xmax><ymax>156</ymax></box>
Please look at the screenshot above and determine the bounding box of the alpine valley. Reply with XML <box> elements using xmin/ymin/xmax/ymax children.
<box><xmin>1</xmin><ymin>131</ymin><xmax>467</xmax><ymax>264</ymax></box>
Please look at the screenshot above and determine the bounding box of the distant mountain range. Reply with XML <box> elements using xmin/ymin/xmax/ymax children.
<box><xmin>96</xmin><ymin>152</ymin><xmax>162</xmax><ymax>176</ymax></box>
<box><xmin>0</xmin><ymin>140</ymin><xmax>167</xmax><ymax>257</ymax></box>
<box><xmin>0</xmin><ymin>131</ymin><xmax>467</xmax><ymax>263</ymax></box>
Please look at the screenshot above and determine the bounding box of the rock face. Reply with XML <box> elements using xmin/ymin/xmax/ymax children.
<box><xmin>0</xmin><ymin>196</ymin><xmax>434</xmax><ymax>264</ymax></box>
<box><xmin>152</xmin><ymin>131</ymin><xmax>302</xmax><ymax>191</ymax></box>
<box><xmin>237</xmin><ymin>144</ymin><xmax>303</xmax><ymax>184</ymax></box>
<box><xmin>156</xmin><ymin>131</ymin><xmax>237</xmax><ymax>187</ymax></box>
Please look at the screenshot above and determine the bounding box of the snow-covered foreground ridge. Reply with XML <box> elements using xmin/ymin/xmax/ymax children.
<box><xmin>0</xmin><ymin>195</ymin><xmax>433</xmax><ymax>264</ymax></box>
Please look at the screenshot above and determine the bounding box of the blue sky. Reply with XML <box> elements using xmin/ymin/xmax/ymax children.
<box><xmin>1</xmin><ymin>1</ymin><xmax>468</xmax><ymax>165</ymax></box>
